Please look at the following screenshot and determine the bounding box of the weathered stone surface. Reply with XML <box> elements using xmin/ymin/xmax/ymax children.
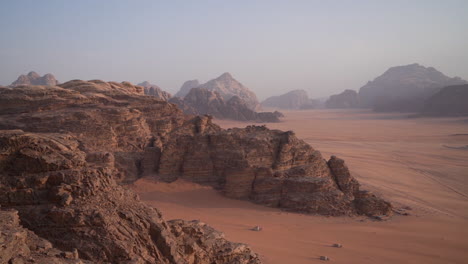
<box><xmin>0</xmin><ymin>130</ymin><xmax>260</xmax><ymax>263</ymax></box>
<box><xmin>175</xmin><ymin>73</ymin><xmax>260</xmax><ymax>110</ymax></box>
<box><xmin>325</xmin><ymin>90</ymin><xmax>360</xmax><ymax>109</ymax></box>
<box><xmin>139</xmin><ymin>81</ymin><xmax>172</xmax><ymax>101</ymax></box>
<box><xmin>0</xmin><ymin>209</ymin><xmax>90</xmax><ymax>264</ymax></box>
<box><xmin>154</xmin><ymin>119</ymin><xmax>392</xmax><ymax>216</ymax></box>
<box><xmin>10</xmin><ymin>71</ymin><xmax>58</xmax><ymax>87</ymax></box>
<box><xmin>169</xmin><ymin>87</ymin><xmax>281</xmax><ymax>122</ymax></box>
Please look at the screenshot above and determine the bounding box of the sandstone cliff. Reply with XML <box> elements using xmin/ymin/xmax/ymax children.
<box><xmin>169</xmin><ymin>87</ymin><xmax>281</xmax><ymax>122</ymax></box>
<box><xmin>0</xmin><ymin>79</ymin><xmax>394</xmax><ymax>262</ymax></box>
<box><xmin>139</xmin><ymin>81</ymin><xmax>172</xmax><ymax>101</ymax></box>
<box><xmin>0</xmin><ymin>130</ymin><xmax>260</xmax><ymax>263</ymax></box>
<box><xmin>10</xmin><ymin>71</ymin><xmax>58</xmax><ymax>87</ymax></box>
<box><xmin>175</xmin><ymin>73</ymin><xmax>260</xmax><ymax>110</ymax></box>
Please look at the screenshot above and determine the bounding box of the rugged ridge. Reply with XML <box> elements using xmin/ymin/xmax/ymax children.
<box><xmin>155</xmin><ymin>118</ymin><xmax>392</xmax><ymax>216</ymax></box>
<box><xmin>175</xmin><ymin>73</ymin><xmax>261</xmax><ymax>110</ymax></box>
<box><xmin>0</xmin><ymin>130</ymin><xmax>260</xmax><ymax>263</ymax></box>
<box><xmin>139</xmin><ymin>81</ymin><xmax>172</xmax><ymax>101</ymax></box>
<box><xmin>10</xmin><ymin>71</ymin><xmax>58</xmax><ymax>87</ymax></box>
<box><xmin>169</xmin><ymin>87</ymin><xmax>282</xmax><ymax>122</ymax></box>
<box><xmin>358</xmin><ymin>63</ymin><xmax>467</xmax><ymax>111</ymax></box>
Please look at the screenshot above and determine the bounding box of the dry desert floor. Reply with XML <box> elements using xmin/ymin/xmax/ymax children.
<box><xmin>132</xmin><ymin>109</ymin><xmax>468</xmax><ymax>264</ymax></box>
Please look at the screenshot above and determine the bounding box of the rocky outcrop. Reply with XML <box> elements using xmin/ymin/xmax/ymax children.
<box><xmin>169</xmin><ymin>87</ymin><xmax>281</xmax><ymax>122</ymax></box>
<box><xmin>10</xmin><ymin>71</ymin><xmax>58</xmax><ymax>87</ymax></box>
<box><xmin>0</xmin><ymin>209</ymin><xmax>90</xmax><ymax>264</ymax></box>
<box><xmin>358</xmin><ymin>63</ymin><xmax>467</xmax><ymax>111</ymax></box>
<box><xmin>176</xmin><ymin>73</ymin><xmax>260</xmax><ymax>110</ymax></box>
<box><xmin>325</xmin><ymin>89</ymin><xmax>360</xmax><ymax>108</ymax></box>
<box><xmin>262</xmin><ymin>90</ymin><xmax>311</xmax><ymax>110</ymax></box>
<box><xmin>175</xmin><ymin>80</ymin><xmax>200</xmax><ymax>98</ymax></box>
<box><xmin>422</xmin><ymin>84</ymin><xmax>468</xmax><ymax>116</ymax></box>
<box><xmin>0</xmin><ymin>130</ymin><xmax>260</xmax><ymax>264</ymax></box>
<box><xmin>139</xmin><ymin>81</ymin><xmax>172</xmax><ymax>101</ymax></box>
<box><xmin>154</xmin><ymin>118</ymin><xmax>392</xmax><ymax>216</ymax></box>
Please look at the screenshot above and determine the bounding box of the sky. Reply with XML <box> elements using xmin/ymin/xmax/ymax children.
<box><xmin>0</xmin><ymin>0</ymin><xmax>467</xmax><ymax>99</ymax></box>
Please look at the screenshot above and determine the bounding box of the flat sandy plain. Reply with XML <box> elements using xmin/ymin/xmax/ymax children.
<box><xmin>132</xmin><ymin>109</ymin><xmax>468</xmax><ymax>264</ymax></box>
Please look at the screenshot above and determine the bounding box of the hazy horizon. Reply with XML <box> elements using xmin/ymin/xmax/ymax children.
<box><xmin>1</xmin><ymin>0</ymin><xmax>467</xmax><ymax>99</ymax></box>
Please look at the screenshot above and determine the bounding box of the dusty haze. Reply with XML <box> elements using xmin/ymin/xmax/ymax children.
<box><xmin>1</xmin><ymin>1</ymin><xmax>467</xmax><ymax>99</ymax></box>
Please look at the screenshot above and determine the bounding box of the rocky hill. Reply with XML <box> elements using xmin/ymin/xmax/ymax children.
<box><xmin>139</xmin><ymin>81</ymin><xmax>172</xmax><ymax>101</ymax></box>
<box><xmin>10</xmin><ymin>71</ymin><xmax>58</xmax><ymax>86</ymax></box>
<box><xmin>175</xmin><ymin>79</ymin><xmax>200</xmax><ymax>98</ymax></box>
<box><xmin>325</xmin><ymin>89</ymin><xmax>360</xmax><ymax>108</ymax></box>
<box><xmin>358</xmin><ymin>63</ymin><xmax>467</xmax><ymax>111</ymax></box>
<box><xmin>169</xmin><ymin>87</ymin><xmax>282</xmax><ymax>122</ymax></box>
<box><xmin>262</xmin><ymin>90</ymin><xmax>310</xmax><ymax>109</ymax></box>
<box><xmin>0</xmin><ymin>79</ymin><xmax>392</xmax><ymax>262</ymax></box>
<box><xmin>175</xmin><ymin>73</ymin><xmax>260</xmax><ymax>110</ymax></box>
<box><xmin>422</xmin><ymin>84</ymin><xmax>468</xmax><ymax>116</ymax></box>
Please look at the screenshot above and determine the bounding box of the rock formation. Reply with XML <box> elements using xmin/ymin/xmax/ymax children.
<box><xmin>174</xmin><ymin>79</ymin><xmax>200</xmax><ymax>98</ymax></box>
<box><xmin>175</xmin><ymin>73</ymin><xmax>260</xmax><ymax>110</ymax></box>
<box><xmin>422</xmin><ymin>84</ymin><xmax>468</xmax><ymax>116</ymax></box>
<box><xmin>358</xmin><ymin>63</ymin><xmax>467</xmax><ymax>111</ymax></box>
<box><xmin>154</xmin><ymin>118</ymin><xmax>392</xmax><ymax>216</ymax></box>
<box><xmin>325</xmin><ymin>89</ymin><xmax>360</xmax><ymax>108</ymax></box>
<box><xmin>139</xmin><ymin>81</ymin><xmax>172</xmax><ymax>101</ymax></box>
<box><xmin>0</xmin><ymin>79</ymin><xmax>392</xmax><ymax>263</ymax></box>
<box><xmin>10</xmin><ymin>71</ymin><xmax>58</xmax><ymax>86</ymax></box>
<box><xmin>0</xmin><ymin>130</ymin><xmax>260</xmax><ymax>263</ymax></box>
<box><xmin>169</xmin><ymin>87</ymin><xmax>282</xmax><ymax>122</ymax></box>
<box><xmin>262</xmin><ymin>90</ymin><xmax>311</xmax><ymax>110</ymax></box>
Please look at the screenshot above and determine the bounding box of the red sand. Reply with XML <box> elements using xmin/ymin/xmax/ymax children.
<box><xmin>131</xmin><ymin>109</ymin><xmax>468</xmax><ymax>264</ymax></box>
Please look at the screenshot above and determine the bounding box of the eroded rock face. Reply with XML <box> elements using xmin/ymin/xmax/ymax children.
<box><xmin>154</xmin><ymin>118</ymin><xmax>392</xmax><ymax>216</ymax></box>
<box><xmin>139</xmin><ymin>81</ymin><xmax>172</xmax><ymax>101</ymax></box>
<box><xmin>10</xmin><ymin>71</ymin><xmax>59</xmax><ymax>87</ymax></box>
<box><xmin>174</xmin><ymin>73</ymin><xmax>260</xmax><ymax>110</ymax></box>
<box><xmin>169</xmin><ymin>87</ymin><xmax>281</xmax><ymax>122</ymax></box>
<box><xmin>0</xmin><ymin>130</ymin><xmax>260</xmax><ymax>264</ymax></box>
<box><xmin>0</xmin><ymin>79</ymin><xmax>391</xmax><ymax>222</ymax></box>
<box><xmin>0</xmin><ymin>209</ymin><xmax>90</xmax><ymax>264</ymax></box>
<box><xmin>325</xmin><ymin>90</ymin><xmax>360</xmax><ymax>109</ymax></box>
<box><xmin>262</xmin><ymin>90</ymin><xmax>310</xmax><ymax>110</ymax></box>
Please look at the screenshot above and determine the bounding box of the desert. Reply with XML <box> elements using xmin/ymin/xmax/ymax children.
<box><xmin>133</xmin><ymin>109</ymin><xmax>468</xmax><ymax>264</ymax></box>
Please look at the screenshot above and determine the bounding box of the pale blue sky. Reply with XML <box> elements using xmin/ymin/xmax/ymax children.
<box><xmin>1</xmin><ymin>0</ymin><xmax>467</xmax><ymax>99</ymax></box>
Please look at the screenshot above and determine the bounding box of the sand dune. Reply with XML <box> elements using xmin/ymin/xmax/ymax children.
<box><xmin>132</xmin><ymin>109</ymin><xmax>468</xmax><ymax>264</ymax></box>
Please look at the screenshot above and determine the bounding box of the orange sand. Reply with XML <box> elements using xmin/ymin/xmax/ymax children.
<box><xmin>131</xmin><ymin>109</ymin><xmax>468</xmax><ymax>264</ymax></box>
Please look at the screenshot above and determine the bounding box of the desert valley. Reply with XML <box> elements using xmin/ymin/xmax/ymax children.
<box><xmin>1</xmin><ymin>1</ymin><xmax>468</xmax><ymax>264</ymax></box>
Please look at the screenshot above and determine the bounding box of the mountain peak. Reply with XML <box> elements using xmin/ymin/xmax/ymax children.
<box><xmin>218</xmin><ymin>72</ymin><xmax>233</xmax><ymax>80</ymax></box>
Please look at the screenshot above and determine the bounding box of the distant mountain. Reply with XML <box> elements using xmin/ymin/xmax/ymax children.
<box><xmin>138</xmin><ymin>81</ymin><xmax>171</xmax><ymax>101</ymax></box>
<box><xmin>174</xmin><ymin>80</ymin><xmax>200</xmax><ymax>98</ymax></box>
<box><xmin>169</xmin><ymin>87</ymin><xmax>281</xmax><ymax>122</ymax></box>
<box><xmin>175</xmin><ymin>73</ymin><xmax>260</xmax><ymax>110</ymax></box>
<box><xmin>10</xmin><ymin>71</ymin><xmax>58</xmax><ymax>87</ymax></box>
<box><xmin>358</xmin><ymin>63</ymin><xmax>467</xmax><ymax>111</ymax></box>
<box><xmin>422</xmin><ymin>84</ymin><xmax>468</xmax><ymax>116</ymax></box>
<box><xmin>262</xmin><ymin>90</ymin><xmax>311</xmax><ymax>110</ymax></box>
<box><xmin>325</xmin><ymin>90</ymin><xmax>360</xmax><ymax>109</ymax></box>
